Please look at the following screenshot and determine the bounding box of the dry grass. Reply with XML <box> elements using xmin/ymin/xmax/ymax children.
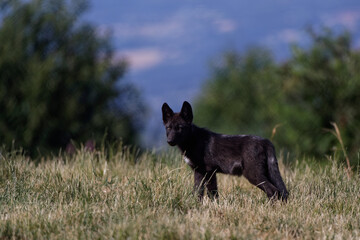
<box><xmin>0</xmin><ymin>146</ymin><xmax>359</xmax><ymax>239</ymax></box>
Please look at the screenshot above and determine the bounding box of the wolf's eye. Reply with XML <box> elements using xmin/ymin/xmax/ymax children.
<box><xmin>176</xmin><ymin>125</ymin><xmax>184</xmax><ymax>131</ymax></box>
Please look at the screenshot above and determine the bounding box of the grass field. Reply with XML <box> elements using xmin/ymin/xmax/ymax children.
<box><xmin>0</xmin><ymin>146</ymin><xmax>359</xmax><ymax>239</ymax></box>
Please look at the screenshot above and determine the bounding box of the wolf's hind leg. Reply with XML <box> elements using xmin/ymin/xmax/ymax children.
<box><xmin>255</xmin><ymin>180</ymin><xmax>280</xmax><ymax>200</ymax></box>
<box><xmin>245</xmin><ymin>173</ymin><xmax>280</xmax><ymax>200</ymax></box>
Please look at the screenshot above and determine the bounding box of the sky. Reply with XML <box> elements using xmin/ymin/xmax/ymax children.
<box><xmin>84</xmin><ymin>0</ymin><xmax>360</xmax><ymax>148</ymax></box>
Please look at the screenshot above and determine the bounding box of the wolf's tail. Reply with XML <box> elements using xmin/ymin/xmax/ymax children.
<box><xmin>266</xmin><ymin>145</ymin><xmax>289</xmax><ymax>201</ymax></box>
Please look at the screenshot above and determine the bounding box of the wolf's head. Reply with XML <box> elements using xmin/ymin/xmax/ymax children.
<box><xmin>162</xmin><ymin>101</ymin><xmax>193</xmax><ymax>146</ymax></box>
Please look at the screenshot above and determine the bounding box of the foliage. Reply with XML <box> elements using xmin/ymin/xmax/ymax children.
<box><xmin>0</xmin><ymin>147</ymin><xmax>359</xmax><ymax>239</ymax></box>
<box><xmin>195</xmin><ymin>28</ymin><xmax>360</xmax><ymax>161</ymax></box>
<box><xmin>195</xmin><ymin>48</ymin><xmax>282</xmax><ymax>137</ymax></box>
<box><xmin>0</xmin><ymin>0</ymin><xmax>143</xmax><ymax>156</ymax></box>
<box><xmin>280</xmin><ymin>28</ymin><xmax>360</xmax><ymax>158</ymax></box>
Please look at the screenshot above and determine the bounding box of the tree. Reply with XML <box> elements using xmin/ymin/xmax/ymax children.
<box><xmin>280</xmin><ymin>28</ymin><xmax>360</xmax><ymax>158</ymax></box>
<box><xmin>195</xmin><ymin>48</ymin><xmax>283</xmax><ymax>138</ymax></box>
<box><xmin>195</xmin><ymin>29</ymin><xmax>360</xmax><ymax>161</ymax></box>
<box><xmin>0</xmin><ymin>0</ymin><xmax>144</xmax><ymax>155</ymax></box>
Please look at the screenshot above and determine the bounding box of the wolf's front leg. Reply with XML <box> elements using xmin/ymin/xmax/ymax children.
<box><xmin>194</xmin><ymin>170</ymin><xmax>219</xmax><ymax>200</ymax></box>
<box><xmin>194</xmin><ymin>170</ymin><xmax>206</xmax><ymax>200</ymax></box>
<box><xmin>206</xmin><ymin>172</ymin><xmax>219</xmax><ymax>200</ymax></box>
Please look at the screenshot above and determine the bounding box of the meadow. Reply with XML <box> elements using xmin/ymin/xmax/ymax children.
<box><xmin>0</xmin><ymin>145</ymin><xmax>359</xmax><ymax>239</ymax></box>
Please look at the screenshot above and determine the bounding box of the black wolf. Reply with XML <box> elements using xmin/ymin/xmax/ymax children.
<box><xmin>162</xmin><ymin>101</ymin><xmax>288</xmax><ymax>201</ymax></box>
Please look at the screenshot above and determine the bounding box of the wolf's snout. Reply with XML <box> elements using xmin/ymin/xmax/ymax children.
<box><xmin>167</xmin><ymin>140</ymin><xmax>177</xmax><ymax>146</ymax></box>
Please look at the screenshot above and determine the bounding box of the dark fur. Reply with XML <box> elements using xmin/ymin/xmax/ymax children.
<box><xmin>162</xmin><ymin>101</ymin><xmax>289</xmax><ymax>201</ymax></box>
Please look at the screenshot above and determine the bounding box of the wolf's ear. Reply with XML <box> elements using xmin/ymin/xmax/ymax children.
<box><xmin>162</xmin><ymin>103</ymin><xmax>174</xmax><ymax>124</ymax></box>
<box><xmin>180</xmin><ymin>101</ymin><xmax>193</xmax><ymax>124</ymax></box>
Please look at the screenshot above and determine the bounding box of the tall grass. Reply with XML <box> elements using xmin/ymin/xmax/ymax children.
<box><xmin>0</xmin><ymin>146</ymin><xmax>359</xmax><ymax>239</ymax></box>
<box><xmin>327</xmin><ymin>122</ymin><xmax>352</xmax><ymax>179</ymax></box>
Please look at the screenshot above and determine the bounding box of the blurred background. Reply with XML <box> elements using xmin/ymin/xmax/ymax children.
<box><xmin>1</xmin><ymin>0</ymin><xmax>360</xmax><ymax>162</ymax></box>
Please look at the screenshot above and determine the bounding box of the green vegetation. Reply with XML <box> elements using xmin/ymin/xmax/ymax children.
<box><xmin>1</xmin><ymin>0</ymin><xmax>358</xmax><ymax>163</ymax></box>
<box><xmin>1</xmin><ymin>3</ymin><xmax>359</xmax><ymax>236</ymax></box>
<box><xmin>195</xmin><ymin>28</ymin><xmax>360</xmax><ymax>161</ymax></box>
<box><xmin>1</xmin><ymin>1</ymin><xmax>358</xmax><ymax>238</ymax></box>
<box><xmin>0</xmin><ymin>147</ymin><xmax>359</xmax><ymax>239</ymax></box>
<box><xmin>0</xmin><ymin>0</ymin><xmax>143</xmax><ymax>156</ymax></box>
